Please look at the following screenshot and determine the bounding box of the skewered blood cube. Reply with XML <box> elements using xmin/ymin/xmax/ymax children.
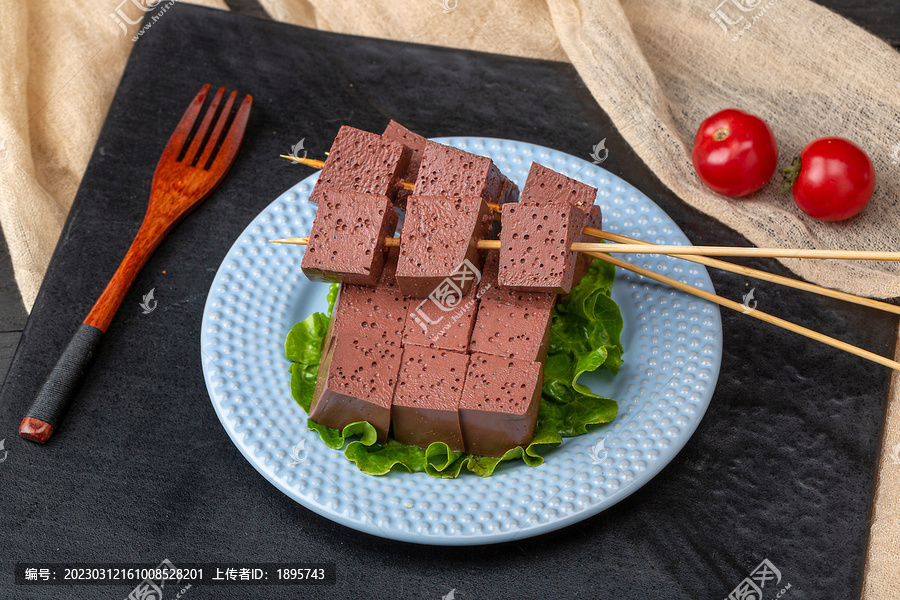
<box><xmin>301</xmin><ymin>189</ymin><xmax>398</xmax><ymax>286</ymax></box>
<box><xmin>391</xmin><ymin>346</ymin><xmax>469</xmax><ymax>451</ymax></box>
<box><xmin>520</xmin><ymin>162</ymin><xmax>597</xmax><ymax>215</ymax></box>
<box><xmin>518</xmin><ymin>163</ymin><xmax>602</xmax><ymax>285</ymax></box>
<box><xmin>382</xmin><ymin>120</ymin><xmax>427</xmax><ymax>175</ymax></box>
<box><xmin>396</xmin><ymin>195</ymin><xmax>492</xmax><ymax>298</ymax></box>
<box><xmin>382</xmin><ymin>120</ymin><xmax>427</xmax><ymax>208</ymax></box>
<box><xmin>415</xmin><ymin>140</ymin><xmax>515</xmax><ymax>204</ymax></box>
<box><xmin>497</xmin><ymin>200</ymin><xmax>587</xmax><ymax>294</ymax></box>
<box><xmin>458</xmin><ymin>352</ymin><xmax>543</xmax><ymax>457</ymax></box>
<box><xmin>312</xmin><ymin>125</ymin><xmax>411</xmax><ymax>202</ymax></box>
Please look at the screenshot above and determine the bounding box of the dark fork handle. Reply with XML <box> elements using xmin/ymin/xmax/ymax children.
<box><xmin>19</xmin><ymin>325</ymin><xmax>105</xmax><ymax>443</ymax></box>
<box><xmin>18</xmin><ymin>219</ymin><xmax>162</xmax><ymax>444</ymax></box>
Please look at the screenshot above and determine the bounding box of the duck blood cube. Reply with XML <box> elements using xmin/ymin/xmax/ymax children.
<box><xmin>497</xmin><ymin>201</ymin><xmax>587</xmax><ymax>294</ymax></box>
<box><xmin>301</xmin><ymin>189</ymin><xmax>398</xmax><ymax>286</ymax></box>
<box><xmin>402</xmin><ymin>276</ymin><xmax>480</xmax><ymax>353</ymax></box>
<box><xmin>414</xmin><ymin>140</ymin><xmax>514</xmax><ymax>204</ymax></box>
<box><xmin>382</xmin><ymin>120</ymin><xmax>426</xmax><ymax>174</ymax></box>
<box><xmin>396</xmin><ymin>195</ymin><xmax>492</xmax><ymax>298</ymax></box>
<box><xmin>468</xmin><ymin>294</ymin><xmax>554</xmax><ymax>363</ymax></box>
<box><xmin>375</xmin><ymin>247</ymin><xmax>402</xmax><ymax>291</ymax></box>
<box><xmin>311</xmin><ymin>284</ymin><xmax>407</xmax><ymax>444</ymax></box>
<box><xmin>320</xmin><ymin>282</ymin><xmax>408</xmax><ymax>391</ymax></box>
<box><xmin>312</xmin><ymin>125</ymin><xmax>411</xmax><ymax>202</ymax></box>
<box><xmin>382</xmin><ymin>121</ymin><xmax>426</xmax><ymax>208</ymax></box>
<box><xmin>459</xmin><ymin>353</ymin><xmax>543</xmax><ymax>457</ymax></box>
<box><xmin>477</xmin><ymin>250</ymin><xmax>558</xmax><ymax>310</ymax></box>
<box><xmin>520</xmin><ymin>162</ymin><xmax>597</xmax><ymax>216</ymax></box>
<box><xmin>330</xmin><ymin>283</ymin><xmax>409</xmax><ymax>350</ymax></box>
<box><xmin>309</xmin><ymin>335</ymin><xmax>401</xmax><ymax>444</ymax></box>
<box><xmin>574</xmin><ymin>204</ymin><xmax>603</xmax><ymax>284</ymax></box>
<box><xmin>391</xmin><ymin>346</ymin><xmax>469</xmax><ymax>451</ymax></box>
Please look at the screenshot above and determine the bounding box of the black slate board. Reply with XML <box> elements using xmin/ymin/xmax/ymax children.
<box><xmin>0</xmin><ymin>4</ymin><xmax>895</xmax><ymax>599</ymax></box>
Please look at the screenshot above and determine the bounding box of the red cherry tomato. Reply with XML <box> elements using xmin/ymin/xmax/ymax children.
<box><xmin>691</xmin><ymin>109</ymin><xmax>779</xmax><ymax>198</ymax></box>
<box><xmin>783</xmin><ymin>137</ymin><xmax>875</xmax><ymax>222</ymax></box>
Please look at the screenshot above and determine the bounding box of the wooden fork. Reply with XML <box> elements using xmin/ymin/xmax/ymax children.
<box><xmin>19</xmin><ymin>84</ymin><xmax>253</xmax><ymax>443</ymax></box>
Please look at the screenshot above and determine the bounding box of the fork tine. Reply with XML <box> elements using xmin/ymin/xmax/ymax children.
<box><xmin>196</xmin><ymin>90</ymin><xmax>237</xmax><ymax>170</ymax></box>
<box><xmin>183</xmin><ymin>86</ymin><xmax>225</xmax><ymax>165</ymax></box>
<box><xmin>159</xmin><ymin>84</ymin><xmax>210</xmax><ymax>164</ymax></box>
<box><xmin>206</xmin><ymin>94</ymin><xmax>253</xmax><ymax>174</ymax></box>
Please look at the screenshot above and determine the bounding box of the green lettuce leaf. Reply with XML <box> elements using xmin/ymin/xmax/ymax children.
<box><xmin>286</xmin><ymin>261</ymin><xmax>623</xmax><ymax>478</ymax></box>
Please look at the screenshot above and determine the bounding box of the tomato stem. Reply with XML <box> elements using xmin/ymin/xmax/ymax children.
<box><xmin>780</xmin><ymin>156</ymin><xmax>801</xmax><ymax>192</ymax></box>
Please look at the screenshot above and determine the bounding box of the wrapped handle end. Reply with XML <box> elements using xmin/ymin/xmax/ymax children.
<box><xmin>20</xmin><ymin>324</ymin><xmax>104</xmax><ymax>444</ymax></box>
<box><xmin>19</xmin><ymin>417</ymin><xmax>54</xmax><ymax>443</ymax></box>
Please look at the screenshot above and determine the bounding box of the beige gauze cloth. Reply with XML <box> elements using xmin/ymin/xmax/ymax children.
<box><xmin>1</xmin><ymin>0</ymin><xmax>898</xmax><ymax>596</ymax></box>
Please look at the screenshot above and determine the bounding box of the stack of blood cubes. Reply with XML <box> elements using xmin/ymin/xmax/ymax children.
<box><xmin>300</xmin><ymin>123</ymin><xmax>600</xmax><ymax>457</ymax></box>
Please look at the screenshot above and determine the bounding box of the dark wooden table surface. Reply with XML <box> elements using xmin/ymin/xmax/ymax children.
<box><xmin>0</xmin><ymin>5</ymin><xmax>894</xmax><ymax>600</ymax></box>
<box><xmin>0</xmin><ymin>0</ymin><xmax>896</xmax><ymax>395</ymax></box>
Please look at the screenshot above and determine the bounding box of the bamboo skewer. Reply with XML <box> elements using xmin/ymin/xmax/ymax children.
<box><xmin>281</xmin><ymin>154</ymin><xmax>415</xmax><ymax>190</ymax></box>
<box><xmin>281</xmin><ymin>155</ymin><xmax>325</xmax><ymax>168</ymax></box>
<box><xmin>269</xmin><ymin>235</ymin><xmax>900</xmax><ymax>262</ymax></box>
<box><xmin>584</xmin><ymin>228</ymin><xmax>900</xmax><ymax>316</ymax></box>
<box><xmin>274</xmin><ymin>152</ymin><xmax>900</xmax><ymax>310</ymax></box>
<box><xmin>270</xmin><ymin>233</ymin><xmax>900</xmax><ymax>316</ymax></box>
<box><xmin>574</xmin><ymin>243</ymin><xmax>900</xmax><ymax>261</ymax></box>
<box><xmin>281</xmin><ymin>154</ymin><xmax>900</xmax><ymax>261</ymax></box>
<box><xmin>584</xmin><ymin>251</ymin><xmax>900</xmax><ymax>372</ymax></box>
<box><xmin>272</xmin><ymin>236</ymin><xmax>402</xmax><ymax>247</ymax></box>
<box><xmin>282</xmin><ymin>154</ymin><xmax>900</xmax><ymax>258</ymax></box>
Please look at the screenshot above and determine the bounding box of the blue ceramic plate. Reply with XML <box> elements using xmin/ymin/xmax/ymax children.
<box><xmin>200</xmin><ymin>138</ymin><xmax>723</xmax><ymax>545</ymax></box>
